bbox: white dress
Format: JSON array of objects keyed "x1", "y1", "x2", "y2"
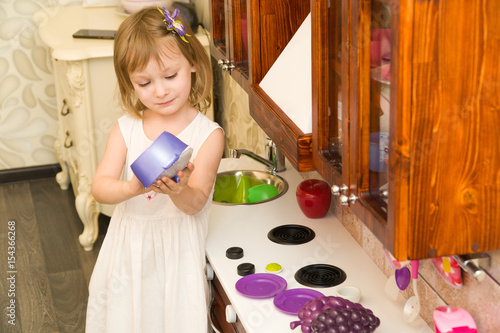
[{"x1": 86, "y1": 112, "x2": 222, "y2": 333}]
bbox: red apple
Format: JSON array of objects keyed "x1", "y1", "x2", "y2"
[{"x1": 296, "y1": 179, "x2": 332, "y2": 218}]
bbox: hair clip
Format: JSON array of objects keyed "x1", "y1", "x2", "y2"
[{"x1": 158, "y1": 7, "x2": 190, "y2": 43}]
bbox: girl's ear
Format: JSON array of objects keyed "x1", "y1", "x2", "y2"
[{"x1": 190, "y1": 65, "x2": 196, "y2": 73}]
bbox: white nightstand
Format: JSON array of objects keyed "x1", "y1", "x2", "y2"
[{"x1": 37, "y1": 6, "x2": 124, "y2": 251}]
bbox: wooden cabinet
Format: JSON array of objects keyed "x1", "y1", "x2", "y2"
[
  {"x1": 210, "y1": 0, "x2": 310, "y2": 92},
  {"x1": 312, "y1": 0, "x2": 500, "y2": 260},
  {"x1": 210, "y1": 0, "x2": 249, "y2": 91},
  {"x1": 210, "y1": 0, "x2": 312, "y2": 171},
  {"x1": 210, "y1": 274, "x2": 246, "y2": 333}
]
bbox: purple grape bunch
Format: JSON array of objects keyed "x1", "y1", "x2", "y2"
[
  {"x1": 290, "y1": 296, "x2": 380, "y2": 333},
  {"x1": 312, "y1": 306, "x2": 380, "y2": 333}
]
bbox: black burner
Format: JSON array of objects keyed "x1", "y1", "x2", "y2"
[
  {"x1": 295, "y1": 264, "x2": 347, "y2": 288},
  {"x1": 267, "y1": 224, "x2": 315, "y2": 245}
]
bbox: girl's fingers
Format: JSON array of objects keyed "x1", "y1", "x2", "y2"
[{"x1": 149, "y1": 167, "x2": 192, "y2": 195}]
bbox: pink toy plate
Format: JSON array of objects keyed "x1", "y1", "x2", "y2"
[{"x1": 235, "y1": 273, "x2": 287, "y2": 299}]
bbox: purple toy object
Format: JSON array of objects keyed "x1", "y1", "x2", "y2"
[{"x1": 131, "y1": 132, "x2": 193, "y2": 188}]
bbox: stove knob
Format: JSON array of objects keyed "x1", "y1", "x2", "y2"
[{"x1": 225, "y1": 305, "x2": 237, "y2": 323}]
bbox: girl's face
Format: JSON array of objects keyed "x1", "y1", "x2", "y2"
[{"x1": 129, "y1": 45, "x2": 195, "y2": 117}]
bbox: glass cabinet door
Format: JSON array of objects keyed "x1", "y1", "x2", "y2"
[
  {"x1": 211, "y1": 0, "x2": 227, "y2": 57},
  {"x1": 211, "y1": 0, "x2": 249, "y2": 85},
  {"x1": 362, "y1": 0, "x2": 393, "y2": 215},
  {"x1": 312, "y1": 0, "x2": 348, "y2": 187},
  {"x1": 327, "y1": 0, "x2": 344, "y2": 173},
  {"x1": 229, "y1": 0, "x2": 249, "y2": 79}
]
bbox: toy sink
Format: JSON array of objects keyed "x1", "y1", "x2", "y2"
[{"x1": 213, "y1": 170, "x2": 288, "y2": 205}]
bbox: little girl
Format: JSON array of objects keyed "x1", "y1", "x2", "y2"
[{"x1": 86, "y1": 7, "x2": 224, "y2": 332}]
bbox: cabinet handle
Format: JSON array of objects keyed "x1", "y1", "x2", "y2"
[
  {"x1": 208, "y1": 298, "x2": 222, "y2": 333},
  {"x1": 222, "y1": 62, "x2": 235, "y2": 72},
  {"x1": 218, "y1": 59, "x2": 235, "y2": 72},
  {"x1": 206, "y1": 263, "x2": 214, "y2": 281},
  {"x1": 340, "y1": 194, "x2": 358, "y2": 206},
  {"x1": 64, "y1": 130, "x2": 73, "y2": 148},
  {"x1": 225, "y1": 305, "x2": 237, "y2": 323},
  {"x1": 60, "y1": 99, "x2": 71, "y2": 116},
  {"x1": 331, "y1": 184, "x2": 348, "y2": 196}
]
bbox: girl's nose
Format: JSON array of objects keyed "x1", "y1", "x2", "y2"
[{"x1": 154, "y1": 83, "x2": 169, "y2": 97}]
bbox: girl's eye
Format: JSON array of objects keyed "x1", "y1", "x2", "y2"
[
  {"x1": 166, "y1": 73, "x2": 177, "y2": 79},
  {"x1": 138, "y1": 81, "x2": 150, "y2": 87}
]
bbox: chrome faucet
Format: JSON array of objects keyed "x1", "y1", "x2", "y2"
[{"x1": 229, "y1": 138, "x2": 286, "y2": 173}]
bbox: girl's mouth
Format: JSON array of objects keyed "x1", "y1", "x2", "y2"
[{"x1": 158, "y1": 98, "x2": 174, "y2": 107}]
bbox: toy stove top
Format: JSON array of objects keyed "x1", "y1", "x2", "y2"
[
  {"x1": 267, "y1": 224, "x2": 347, "y2": 288},
  {"x1": 267, "y1": 224, "x2": 315, "y2": 245},
  {"x1": 295, "y1": 264, "x2": 347, "y2": 288}
]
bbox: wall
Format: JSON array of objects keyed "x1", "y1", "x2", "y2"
[
  {"x1": 212, "y1": 65, "x2": 266, "y2": 157},
  {"x1": 193, "y1": 0, "x2": 210, "y2": 31},
  {"x1": 0, "y1": 1, "x2": 77, "y2": 170},
  {"x1": 217, "y1": 75, "x2": 500, "y2": 332}
]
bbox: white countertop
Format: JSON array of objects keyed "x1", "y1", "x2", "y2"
[
  {"x1": 206, "y1": 156, "x2": 432, "y2": 333},
  {"x1": 35, "y1": 6, "x2": 125, "y2": 61}
]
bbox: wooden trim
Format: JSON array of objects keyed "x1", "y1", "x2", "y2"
[
  {"x1": 249, "y1": 84, "x2": 313, "y2": 172},
  {"x1": 311, "y1": 0, "x2": 346, "y2": 187},
  {"x1": 389, "y1": 0, "x2": 412, "y2": 260},
  {"x1": 311, "y1": 0, "x2": 333, "y2": 183},
  {"x1": 209, "y1": 0, "x2": 227, "y2": 61},
  {"x1": 249, "y1": 0, "x2": 260, "y2": 85},
  {"x1": 0, "y1": 164, "x2": 62, "y2": 184},
  {"x1": 340, "y1": 0, "x2": 352, "y2": 191}
]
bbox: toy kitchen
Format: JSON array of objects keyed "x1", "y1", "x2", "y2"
[{"x1": 205, "y1": 155, "x2": 434, "y2": 333}]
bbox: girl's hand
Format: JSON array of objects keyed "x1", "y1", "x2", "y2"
[
  {"x1": 128, "y1": 174, "x2": 148, "y2": 196},
  {"x1": 151, "y1": 162, "x2": 195, "y2": 196}
]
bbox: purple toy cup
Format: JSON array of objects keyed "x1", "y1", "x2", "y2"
[{"x1": 131, "y1": 132, "x2": 193, "y2": 188}]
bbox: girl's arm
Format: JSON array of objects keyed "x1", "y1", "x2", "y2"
[
  {"x1": 92, "y1": 122, "x2": 146, "y2": 204},
  {"x1": 153, "y1": 128, "x2": 225, "y2": 215}
]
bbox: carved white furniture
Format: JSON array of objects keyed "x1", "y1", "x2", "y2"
[{"x1": 37, "y1": 6, "x2": 125, "y2": 250}]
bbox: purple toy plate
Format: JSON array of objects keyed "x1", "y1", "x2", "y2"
[
  {"x1": 235, "y1": 273, "x2": 287, "y2": 299},
  {"x1": 273, "y1": 288, "x2": 325, "y2": 315}
]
